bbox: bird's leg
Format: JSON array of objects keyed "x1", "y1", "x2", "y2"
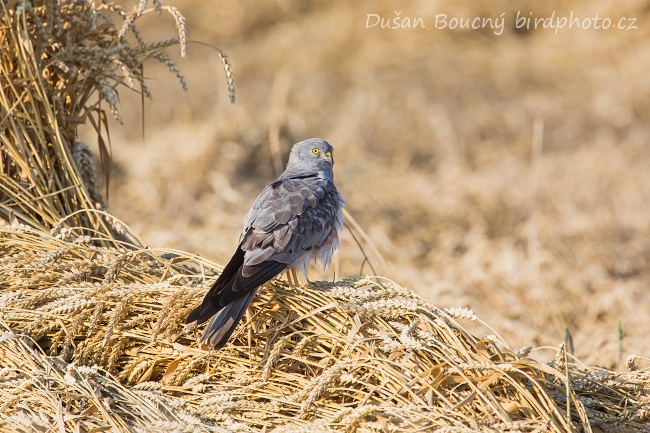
[
  {"x1": 291, "y1": 268, "x2": 299, "y2": 286},
  {"x1": 284, "y1": 269, "x2": 294, "y2": 285},
  {"x1": 285, "y1": 268, "x2": 299, "y2": 286}
]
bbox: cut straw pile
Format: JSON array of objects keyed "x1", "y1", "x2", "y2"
[
  {"x1": 1, "y1": 225, "x2": 650, "y2": 432},
  {"x1": 1, "y1": 1, "x2": 650, "y2": 432}
]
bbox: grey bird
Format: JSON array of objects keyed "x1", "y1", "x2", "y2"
[{"x1": 185, "y1": 138, "x2": 345, "y2": 349}]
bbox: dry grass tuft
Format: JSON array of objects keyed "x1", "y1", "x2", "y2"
[
  {"x1": 0, "y1": 0, "x2": 232, "y2": 241},
  {"x1": 1, "y1": 225, "x2": 650, "y2": 432}
]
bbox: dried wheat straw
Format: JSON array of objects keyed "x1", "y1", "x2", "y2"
[
  {"x1": 0, "y1": 0, "x2": 230, "y2": 242},
  {"x1": 3, "y1": 225, "x2": 649, "y2": 432}
]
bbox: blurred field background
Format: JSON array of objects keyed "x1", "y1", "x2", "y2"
[{"x1": 91, "y1": 0, "x2": 650, "y2": 368}]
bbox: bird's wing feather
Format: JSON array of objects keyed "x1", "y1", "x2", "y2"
[
  {"x1": 241, "y1": 175, "x2": 341, "y2": 268},
  {"x1": 185, "y1": 246, "x2": 245, "y2": 324},
  {"x1": 219, "y1": 260, "x2": 286, "y2": 305},
  {"x1": 185, "y1": 252, "x2": 286, "y2": 325}
]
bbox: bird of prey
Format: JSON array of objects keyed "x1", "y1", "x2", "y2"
[{"x1": 186, "y1": 138, "x2": 345, "y2": 349}]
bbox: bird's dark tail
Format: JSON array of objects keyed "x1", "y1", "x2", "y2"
[
  {"x1": 199, "y1": 287, "x2": 258, "y2": 349},
  {"x1": 185, "y1": 247, "x2": 246, "y2": 325},
  {"x1": 185, "y1": 245, "x2": 286, "y2": 350}
]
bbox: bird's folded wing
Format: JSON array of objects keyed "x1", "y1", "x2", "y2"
[{"x1": 240, "y1": 176, "x2": 340, "y2": 268}]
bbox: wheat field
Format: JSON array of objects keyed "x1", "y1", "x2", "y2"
[
  {"x1": 104, "y1": 0, "x2": 650, "y2": 367},
  {"x1": 1, "y1": 1, "x2": 650, "y2": 432}
]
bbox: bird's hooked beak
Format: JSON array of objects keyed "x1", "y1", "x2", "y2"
[{"x1": 319, "y1": 151, "x2": 333, "y2": 164}]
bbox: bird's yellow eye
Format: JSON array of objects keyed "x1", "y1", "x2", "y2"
[
  {"x1": 326, "y1": 151, "x2": 331, "y2": 158},
  {"x1": 312, "y1": 148, "x2": 320, "y2": 155}
]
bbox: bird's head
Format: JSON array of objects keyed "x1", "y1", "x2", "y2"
[{"x1": 286, "y1": 138, "x2": 335, "y2": 174}]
